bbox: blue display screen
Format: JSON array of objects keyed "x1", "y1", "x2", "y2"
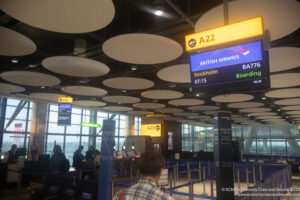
[
  {"x1": 190, "y1": 41, "x2": 263, "y2": 72},
  {"x1": 59, "y1": 103, "x2": 72, "y2": 109}
]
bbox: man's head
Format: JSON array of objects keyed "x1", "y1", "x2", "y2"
[
  {"x1": 11, "y1": 144, "x2": 17, "y2": 151},
  {"x1": 78, "y1": 145, "x2": 84, "y2": 152},
  {"x1": 89, "y1": 145, "x2": 95, "y2": 152},
  {"x1": 138, "y1": 151, "x2": 165, "y2": 180}
]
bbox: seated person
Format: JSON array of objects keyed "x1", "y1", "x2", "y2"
[
  {"x1": 7, "y1": 144, "x2": 17, "y2": 164},
  {"x1": 113, "y1": 151, "x2": 174, "y2": 200},
  {"x1": 49, "y1": 145, "x2": 69, "y2": 173}
]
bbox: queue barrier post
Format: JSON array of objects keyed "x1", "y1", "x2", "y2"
[
  {"x1": 259, "y1": 163, "x2": 263, "y2": 181},
  {"x1": 246, "y1": 167, "x2": 249, "y2": 188},
  {"x1": 237, "y1": 168, "x2": 240, "y2": 191},
  {"x1": 252, "y1": 165, "x2": 256, "y2": 185},
  {"x1": 199, "y1": 162, "x2": 202, "y2": 180},
  {"x1": 203, "y1": 167, "x2": 206, "y2": 195},
  {"x1": 188, "y1": 169, "x2": 193, "y2": 200}
]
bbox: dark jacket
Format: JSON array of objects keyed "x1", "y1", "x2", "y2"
[
  {"x1": 7, "y1": 150, "x2": 17, "y2": 164},
  {"x1": 85, "y1": 150, "x2": 95, "y2": 161},
  {"x1": 49, "y1": 152, "x2": 69, "y2": 172},
  {"x1": 73, "y1": 150, "x2": 84, "y2": 170}
]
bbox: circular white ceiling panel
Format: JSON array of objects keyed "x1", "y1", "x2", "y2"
[
  {"x1": 212, "y1": 94, "x2": 253, "y2": 103},
  {"x1": 73, "y1": 100, "x2": 106, "y2": 107},
  {"x1": 187, "y1": 116, "x2": 211, "y2": 120},
  {"x1": 0, "y1": 0, "x2": 115, "y2": 33},
  {"x1": 269, "y1": 48, "x2": 300, "y2": 72},
  {"x1": 155, "y1": 108, "x2": 183, "y2": 114},
  {"x1": 263, "y1": 119, "x2": 287, "y2": 122},
  {"x1": 194, "y1": 0, "x2": 300, "y2": 41},
  {"x1": 286, "y1": 110, "x2": 300, "y2": 115},
  {"x1": 274, "y1": 98, "x2": 300, "y2": 106},
  {"x1": 103, "y1": 106, "x2": 132, "y2": 112},
  {"x1": 168, "y1": 98, "x2": 204, "y2": 106},
  {"x1": 173, "y1": 112, "x2": 198, "y2": 117},
  {"x1": 0, "y1": 26, "x2": 36, "y2": 56},
  {"x1": 281, "y1": 105, "x2": 300, "y2": 111},
  {"x1": 29, "y1": 93, "x2": 67, "y2": 102},
  {"x1": 0, "y1": 83, "x2": 25, "y2": 94},
  {"x1": 61, "y1": 86, "x2": 107, "y2": 97},
  {"x1": 103, "y1": 77, "x2": 154, "y2": 90},
  {"x1": 249, "y1": 112, "x2": 277, "y2": 117},
  {"x1": 271, "y1": 73, "x2": 300, "y2": 88},
  {"x1": 256, "y1": 116, "x2": 282, "y2": 120},
  {"x1": 133, "y1": 103, "x2": 165, "y2": 109},
  {"x1": 188, "y1": 105, "x2": 220, "y2": 111},
  {"x1": 141, "y1": 90, "x2": 183, "y2": 100},
  {"x1": 239, "y1": 108, "x2": 271, "y2": 113},
  {"x1": 290, "y1": 115, "x2": 300, "y2": 118},
  {"x1": 157, "y1": 64, "x2": 191, "y2": 83},
  {"x1": 127, "y1": 110, "x2": 153, "y2": 116},
  {"x1": 103, "y1": 96, "x2": 140, "y2": 104},
  {"x1": 0, "y1": 71, "x2": 60, "y2": 87},
  {"x1": 227, "y1": 102, "x2": 264, "y2": 109},
  {"x1": 265, "y1": 88, "x2": 300, "y2": 98},
  {"x1": 42, "y1": 56, "x2": 110, "y2": 77},
  {"x1": 102, "y1": 33, "x2": 183, "y2": 64},
  {"x1": 164, "y1": 117, "x2": 183, "y2": 121}
]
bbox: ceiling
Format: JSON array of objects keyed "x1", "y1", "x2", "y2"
[{"x1": 0, "y1": 0, "x2": 299, "y2": 127}]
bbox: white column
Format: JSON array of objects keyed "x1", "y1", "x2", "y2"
[{"x1": 29, "y1": 101, "x2": 48, "y2": 160}]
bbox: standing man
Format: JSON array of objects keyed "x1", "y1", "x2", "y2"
[
  {"x1": 113, "y1": 151, "x2": 174, "y2": 200},
  {"x1": 73, "y1": 145, "x2": 84, "y2": 170}
]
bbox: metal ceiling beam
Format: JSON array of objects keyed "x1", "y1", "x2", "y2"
[{"x1": 163, "y1": 0, "x2": 195, "y2": 27}]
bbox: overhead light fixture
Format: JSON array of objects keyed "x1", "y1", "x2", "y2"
[
  {"x1": 122, "y1": 90, "x2": 127, "y2": 93},
  {"x1": 41, "y1": 86, "x2": 45, "y2": 89},
  {"x1": 11, "y1": 58, "x2": 18, "y2": 63},
  {"x1": 262, "y1": 97, "x2": 266, "y2": 100},
  {"x1": 131, "y1": 66, "x2": 137, "y2": 71},
  {"x1": 195, "y1": 93, "x2": 200, "y2": 97},
  {"x1": 277, "y1": 109, "x2": 281, "y2": 111},
  {"x1": 154, "y1": 0, "x2": 164, "y2": 16}
]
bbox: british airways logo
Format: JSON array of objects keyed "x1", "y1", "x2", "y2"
[{"x1": 230, "y1": 49, "x2": 250, "y2": 55}]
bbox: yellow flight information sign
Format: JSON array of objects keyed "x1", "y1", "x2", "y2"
[
  {"x1": 58, "y1": 97, "x2": 73, "y2": 103},
  {"x1": 141, "y1": 124, "x2": 161, "y2": 137},
  {"x1": 185, "y1": 17, "x2": 263, "y2": 51}
]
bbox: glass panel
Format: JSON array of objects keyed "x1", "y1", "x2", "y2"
[
  {"x1": 271, "y1": 139, "x2": 286, "y2": 156},
  {"x1": 72, "y1": 107, "x2": 82, "y2": 114},
  {"x1": 119, "y1": 119, "x2": 126, "y2": 129},
  {"x1": 119, "y1": 129, "x2": 125, "y2": 137},
  {"x1": 46, "y1": 135, "x2": 64, "y2": 154},
  {"x1": 50, "y1": 104, "x2": 58, "y2": 111},
  {"x1": 7, "y1": 99, "x2": 20, "y2": 106},
  {"x1": 5, "y1": 106, "x2": 28, "y2": 120},
  {"x1": 48, "y1": 111, "x2": 58, "y2": 123},
  {"x1": 118, "y1": 137, "x2": 125, "y2": 152},
  {"x1": 2, "y1": 133, "x2": 26, "y2": 152},
  {"x1": 65, "y1": 135, "x2": 80, "y2": 164},
  {"x1": 71, "y1": 114, "x2": 81, "y2": 124},
  {"x1": 48, "y1": 123, "x2": 65, "y2": 134},
  {"x1": 4, "y1": 119, "x2": 27, "y2": 132},
  {"x1": 82, "y1": 126, "x2": 90, "y2": 135},
  {"x1": 66, "y1": 125, "x2": 81, "y2": 135},
  {"x1": 257, "y1": 139, "x2": 271, "y2": 155},
  {"x1": 95, "y1": 137, "x2": 102, "y2": 151}
]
